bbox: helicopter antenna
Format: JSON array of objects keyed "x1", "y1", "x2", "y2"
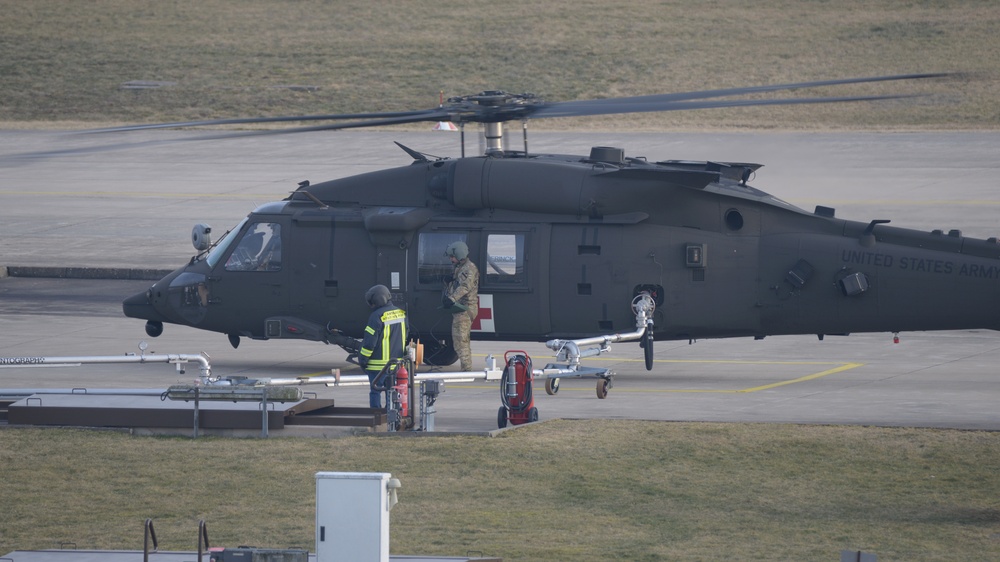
[
  {"x1": 394, "y1": 141, "x2": 430, "y2": 163},
  {"x1": 301, "y1": 190, "x2": 328, "y2": 209},
  {"x1": 291, "y1": 180, "x2": 328, "y2": 208}
]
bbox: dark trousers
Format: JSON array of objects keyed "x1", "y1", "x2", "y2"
[{"x1": 365, "y1": 369, "x2": 383, "y2": 409}]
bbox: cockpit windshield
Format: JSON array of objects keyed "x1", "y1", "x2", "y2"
[
  {"x1": 224, "y1": 222, "x2": 282, "y2": 272},
  {"x1": 205, "y1": 218, "x2": 248, "y2": 268}
]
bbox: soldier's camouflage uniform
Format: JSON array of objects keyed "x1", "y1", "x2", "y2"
[{"x1": 445, "y1": 257, "x2": 479, "y2": 371}]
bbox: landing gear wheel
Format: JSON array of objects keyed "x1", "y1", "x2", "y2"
[
  {"x1": 528, "y1": 407, "x2": 539, "y2": 423},
  {"x1": 545, "y1": 377, "x2": 560, "y2": 395},
  {"x1": 423, "y1": 339, "x2": 458, "y2": 367},
  {"x1": 497, "y1": 406, "x2": 508, "y2": 429},
  {"x1": 596, "y1": 378, "x2": 610, "y2": 399},
  {"x1": 643, "y1": 329, "x2": 654, "y2": 371}
]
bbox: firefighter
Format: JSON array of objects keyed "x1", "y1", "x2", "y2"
[
  {"x1": 443, "y1": 241, "x2": 479, "y2": 371},
  {"x1": 358, "y1": 284, "x2": 407, "y2": 409}
]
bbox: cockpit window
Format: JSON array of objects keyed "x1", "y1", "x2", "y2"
[
  {"x1": 225, "y1": 222, "x2": 282, "y2": 271},
  {"x1": 205, "y1": 217, "x2": 248, "y2": 268},
  {"x1": 417, "y1": 232, "x2": 467, "y2": 284}
]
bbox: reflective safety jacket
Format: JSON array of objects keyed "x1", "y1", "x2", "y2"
[{"x1": 359, "y1": 304, "x2": 407, "y2": 372}]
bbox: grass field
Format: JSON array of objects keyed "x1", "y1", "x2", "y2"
[
  {"x1": 2, "y1": 422, "x2": 1000, "y2": 561},
  {"x1": 0, "y1": 0, "x2": 997, "y2": 130}
]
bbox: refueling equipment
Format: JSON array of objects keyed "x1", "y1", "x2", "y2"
[
  {"x1": 539, "y1": 291, "x2": 656, "y2": 398},
  {"x1": 498, "y1": 351, "x2": 538, "y2": 428},
  {"x1": 370, "y1": 357, "x2": 413, "y2": 431}
]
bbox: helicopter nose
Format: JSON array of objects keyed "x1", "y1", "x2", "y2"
[{"x1": 123, "y1": 288, "x2": 169, "y2": 323}]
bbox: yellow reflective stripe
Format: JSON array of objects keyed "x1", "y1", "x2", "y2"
[
  {"x1": 360, "y1": 348, "x2": 373, "y2": 358},
  {"x1": 365, "y1": 326, "x2": 376, "y2": 335}
]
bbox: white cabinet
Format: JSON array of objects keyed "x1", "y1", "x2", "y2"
[{"x1": 315, "y1": 472, "x2": 393, "y2": 562}]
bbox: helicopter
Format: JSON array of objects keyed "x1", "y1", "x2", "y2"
[{"x1": 113, "y1": 73, "x2": 996, "y2": 370}]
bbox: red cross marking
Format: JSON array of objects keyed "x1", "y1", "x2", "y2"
[{"x1": 471, "y1": 302, "x2": 492, "y2": 331}]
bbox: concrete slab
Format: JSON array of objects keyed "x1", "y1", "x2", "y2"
[
  {"x1": 2, "y1": 277, "x2": 1000, "y2": 432},
  {"x1": 2, "y1": 131, "x2": 1000, "y2": 432}
]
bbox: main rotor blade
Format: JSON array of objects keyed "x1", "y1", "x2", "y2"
[
  {"x1": 529, "y1": 73, "x2": 949, "y2": 119},
  {"x1": 2, "y1": 111, "x2": 457, "y2": 160},
  {"x1": 85, "y1": 109, "x2": 446, "y2": 133},
  {"x1": 530, "y1": 94, "x2": 921, "y2": 119},
  {"x1": 85, "y1": 73, "x2": 949, "y2": 133},
  {"x1": 4, "y1": 71, "x2": 947, "y2": 160},
  {"x1": 123, "y1": 109, "x2": 459, "y2": 141}
]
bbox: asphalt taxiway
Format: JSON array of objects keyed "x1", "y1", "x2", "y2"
[{"x1": 2, "y1": 129, "x2": 1000, "y2": 432}]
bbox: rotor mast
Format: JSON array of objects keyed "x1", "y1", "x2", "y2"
[
  {"x1": 484, "y1": 121, "x2": 504, "y2": 155},
  {"x1": 447, "y1": 91, "x2": 537, "y2": 156}
]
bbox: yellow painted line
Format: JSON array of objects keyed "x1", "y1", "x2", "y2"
[
  {"x1": 603, "y1": 358, "x2": 849, "y2": 366},
  {"x1": 735, "y1": 362, "x2": 864, "y2": 393},
  {"x1": 430, "y1": 359, "x2": 866, "y2": 394}
]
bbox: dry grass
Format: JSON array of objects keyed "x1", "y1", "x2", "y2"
[
  {"x1": 2, "y1": 421, "x2": 1000, "y2": 561},
  {"x1": 0, "y1": 0, "x2": 997, "y2": 130}
]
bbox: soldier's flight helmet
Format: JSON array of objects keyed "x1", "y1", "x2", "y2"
[
  {"x1": 445, "y1": 241, "x2": 469, "y2": 260},
  {"x1": 365, "y1": 284, "x2": 391, "y2": 308}
]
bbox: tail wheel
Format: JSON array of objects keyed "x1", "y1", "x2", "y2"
[
  {"x1": 596, "y1": 378, "x2": 609, "y2": 399},
  {"x1": 545, "y1": 377, "x2": 560, "y2": 395},
  {"x1": 422, "y1": 338, "x2": 458, "y2": 367}
]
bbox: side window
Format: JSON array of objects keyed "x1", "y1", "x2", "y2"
[
  {"x1": 484, "y1": 233, "x2": 525, "y2": 286},
  {"x1": 225, "y1": 222, "x2": 282, "y2": 272},
  {"x1": 417, "y1": 232, "x2": 467, "y2": 284}
]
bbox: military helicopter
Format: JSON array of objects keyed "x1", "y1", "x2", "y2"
[{"x1": 115, "y1": 73, "x2": 992, "y2": 370}]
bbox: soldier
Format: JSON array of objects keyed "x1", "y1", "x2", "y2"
[{"x1": 442, "y1": 241, "x2": 479, "y2": 371}]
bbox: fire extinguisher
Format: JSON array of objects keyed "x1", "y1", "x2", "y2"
[
  {"x1": 394, "y1": 362, "x2": 409, "y2": 418},
  {"x1": 498, "y1": 351, "x2": 538, "y2": 428}
]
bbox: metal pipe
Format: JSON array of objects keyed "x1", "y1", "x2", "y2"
[
  {"x1": 267, "y1": 371, "x2": 505, "y2": 388},
  {"x1": 548, "y1": 329, "x2": 644, "y2": 350},
  {"x1": 306, "y1": 370, "x2": 506, "y2": 388},
  {"x1": 193, "y1": 387, "x2": 199, "y2": 439},
  {"x1": 267, "y1": 374, "x2": 369, "y2": 387},
  {"x1": 0, "y1": 352, "x2": 212, "y2": 379},
  {"x1": 0, "y1": 388, "x2": 167, "y2": 396},
  {"x1": 413, "y1": 370, "x2": 503, "y2": 382},
  {"x1": 261, "y1": 390, "x2": 268, "y2": 438},
  {"x1": 197, "y1": 520, "x2": 209, "y2": 562},
  {"x1": 143, "y1": 518, "x2": 157, "y2": 562}
]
